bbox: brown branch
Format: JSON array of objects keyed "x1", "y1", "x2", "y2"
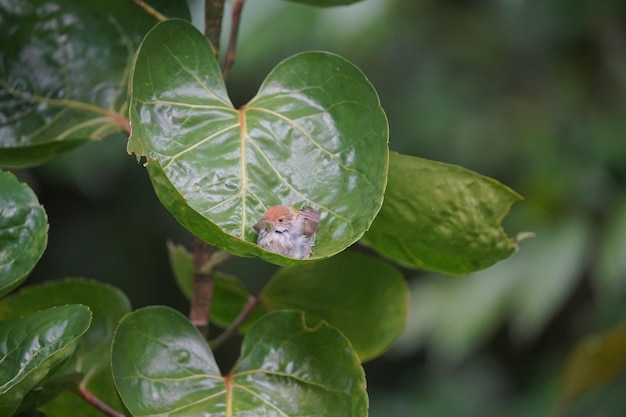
[
  {"x1": 222, "y1": 0, "x2": 246, "y2": 78},
  {"x1": 76, "y1": 386, "x2": 124, "y2": 417},
  {"x1": 189, "y1": 236, "x2": 214, "y2": 339},
  {"x1": 205, "y1": 0, "x2": 226, "y2": 52},
  {"x1": 188, "y1": 238, "x2": 233, "y2": 339},
  {"x1": 210, "y1": 295, "x2": 260, "y2": 350},
  {"x1": 128, "y1": 0, "x2": 167, "y2": 21}
]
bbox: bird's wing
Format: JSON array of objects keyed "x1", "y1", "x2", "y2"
[{"x1": 300, "y1": 206, "x2": 320, "y2": 235}]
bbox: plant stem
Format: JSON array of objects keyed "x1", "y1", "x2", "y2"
[
  {"x1": 205, "y1": 0, "x2": 226, "y2": 52},
  {"x1": 222, "y1": 0, "x2": 246, "y2": 78},
  {"x1": 210, "y1": 295, "x2": 260, "y2": 350},
  {"x1": 189, "y1": 244, "x2": 233, "y2": 339},
  {"x1": 76, "y1": 386, "x2": 124, "y2": 417},
  {"x1": 127, "y1": 0, "x2": 167, "y2": 21},
  {"x1": 190, "y1": 236, "x2": 215, "y2": 339}
]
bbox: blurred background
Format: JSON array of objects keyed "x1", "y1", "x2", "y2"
[{"x1": 19, "y1": 0, "x2": 626, "y2": 415}]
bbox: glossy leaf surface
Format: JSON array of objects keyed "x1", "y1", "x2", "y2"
[
  {"x1": 0, "y1": 0, "x2": 189, "y2": 167},
  {"x1": 0, "y1": 170, "x2": 47, "y2": 297},
  {"x1": 361, "y1": 152, "x2": 523, "y2": 275},
  {"x1": 0, "y1": 279, "x2": 130, "y2": 382},
  {"x1": 260, "y1": 251, "x2": 408, "y2": 361},
  {"x1": 0, "y1": 305, "x2": 91, "y2": 416},
  {"x1": 129, "y1": 19, "x2": 388, "y2": 265},
  {"x1": 112, "y1": 307, "x2": 366, "y2": 416}
]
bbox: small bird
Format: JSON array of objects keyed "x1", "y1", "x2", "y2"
[{"x1": 254, "y1": 205, "x2": 320, "y2": 259}]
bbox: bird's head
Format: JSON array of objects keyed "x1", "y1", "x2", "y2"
[{"x1": 254, "y1": 205, "x2": 295, "y2": 233}]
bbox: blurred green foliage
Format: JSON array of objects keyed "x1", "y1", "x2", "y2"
[{"x1": 16, "y1": 0, "x2": 626, "y2": 415}]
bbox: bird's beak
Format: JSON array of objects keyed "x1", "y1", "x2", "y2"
[{"x1": 254, "y1": 218, "x2": 269, "y2": 232}]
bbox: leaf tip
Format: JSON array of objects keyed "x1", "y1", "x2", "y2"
[{"x1": 513, "y1": 231, "x2": 535, "y2": 250}]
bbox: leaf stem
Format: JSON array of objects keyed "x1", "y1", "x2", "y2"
[
  {"x1": 222, "y1": 0, "x2": 246, "y2": 78},
  {"x1": 127, "y1": 0, "x2": 167, "y2": 21},
  {"x1": 205, "y1": 0, "x2": 226, "y2": 52},
  {"x1": 76, "y1": 386, "x2": 124, "y2": 417},
  {"x1": 210, "y1": 295, "x2": 260, "y2": 350}
]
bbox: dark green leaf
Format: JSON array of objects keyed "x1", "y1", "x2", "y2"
[
  {"x1": 558, "y1": 325, "x2": 626, "y2": 411},
  {"x1": 231, "y1": 310, "x2": 367, "y2": 416},
  {"x1": 0, "y1": 170, "x2": 47, "y2": 297},
  {"x1": 260, "y1": 251, "x2": 408, "y2": 361},
  {"x1": 0, "y1": 0, "x2": 189, "y2": 167},
  {"x1": 167, "y1": 241, "x2": 195, "y2": 299},
  {"x1": 361, "y1": 152, "x2": 524, "y2": 275},
  {"x1": 14, "y1": 373, "x2": 81, "y2": 413},
  {"x1": 210, "y1": 274, "x2": 261, "y2": 329},
  {"x1": 129, "y1": 19, "x2": 388, "y2": 265},
  {"x1": 0, "y1": 305, "x2": 91, "y2": 416},
  {"x1": 0, "y1": 278, "x2": 131, "y2": 383},
  {"x1": 112, "y1": 307, "x2": 366, "y2": 416}
]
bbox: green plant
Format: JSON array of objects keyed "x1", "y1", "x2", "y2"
[{"x1": 0, "y1": 1, "x2": 525, "y2": 416}]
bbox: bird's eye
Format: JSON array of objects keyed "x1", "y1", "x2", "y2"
[{"x1": 278, "y1": 217, "x2": 283, "y2": 222}]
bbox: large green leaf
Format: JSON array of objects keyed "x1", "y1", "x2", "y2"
[
  {"x1": 112, "y1": 307, "x2": 367, "y2": 417},
  {"x1": 0, "y1": 305, "x2": 92, "y2": 416},
  {"x1": 361, "y1": 152, "x2": 524, "y2": 275},
  {"x1": 260, "y1": 251, "x2": 408, "y2": 361},
  {"x1": 0, "y1": 0, "x2": 189, "y2": 167},
  {"x1": 0, "y1": 279, "x2": 130, "y2": 383},
  {"x1": 128, "y1": 19, "x2": 388, "y2": 265},
  {"x1": 0, "y1": 170, "x2": 47, "y2": 298}
]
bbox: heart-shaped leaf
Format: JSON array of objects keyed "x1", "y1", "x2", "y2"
[
  {"x1": 129, "y1": 19, "x2": 388, "y2": 265},
  {"x1": 0, "y1": 305, "x2": 92, "y2": 416},
  {"x1": 112, "y1": 307, "x2": 367, "y2": 416},
  {"x1": 361, "y1": 152, "x2": 525, "y2": 275},
  {"x1": 0, "y1": 170, "x2": 48, "y2": 298},
  {"x1": 0, "y1": 0, "x2": 189, "y2": 167}
]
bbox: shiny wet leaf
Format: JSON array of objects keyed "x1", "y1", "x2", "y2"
[
  {"x1": 112, "y1": 307, "x2": 366, "y2": 416},
  {"x1": 129, "y1": 19, "x2": 388, "y2": 265},
  {"x1": 0, "y1": 279, "x2": 130, "y2": 384},
  {"x1": 0, "y1": 305, "x2": 91, "y2": 416},
  {"x1": 0, "y1": 170, "x2": 47, "y2": 297},
  {"x1": 0, "y1": 0, "x2": 189, "y2": 167}
]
